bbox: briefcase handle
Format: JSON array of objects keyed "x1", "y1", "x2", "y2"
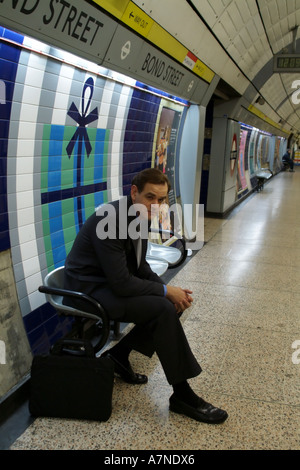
[{"x1": 51, "y1": 339, "x2": 95, "y2": 358}]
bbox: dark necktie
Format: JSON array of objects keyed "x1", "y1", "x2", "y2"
[{"x1": 135, "y1": 227, "x2": 142, "y2": 268}]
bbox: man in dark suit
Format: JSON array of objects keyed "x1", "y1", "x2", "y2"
[
  {"x1": 64, "y1": 168, "x2": 228, "y2": 424},
  {"x1": 282, "y1": 148, "x2": 294, "y2": 171}
]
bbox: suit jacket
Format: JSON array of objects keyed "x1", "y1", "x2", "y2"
[{"x1": 64, "y1": 196, "x2": 165, "y2": 319}]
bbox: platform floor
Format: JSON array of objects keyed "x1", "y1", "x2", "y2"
[{"x1": 9, "y1": 169, "x2": 300, "y2": 450}]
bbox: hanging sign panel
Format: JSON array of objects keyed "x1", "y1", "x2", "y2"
[
  {"x1": 103, "y1": 23, "x2": 209, "y2": 102},
  {"x1": 133, "y1": 41, "x2": 208, "y2": 101},
  {"x1": 0, "y1": 0, "x2": 117, "y2": 64}
]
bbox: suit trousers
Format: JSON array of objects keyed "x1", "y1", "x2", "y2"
[{"x1": 115, "y1": 295, "x2": 202, "y2": 385}]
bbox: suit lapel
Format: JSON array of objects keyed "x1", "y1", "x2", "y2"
[{"x1": 126, "y1": 196, "x2": 149, "y2": 269}]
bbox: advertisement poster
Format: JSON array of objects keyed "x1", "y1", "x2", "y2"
[
  {"x1": 230, "y1": 133, "x2": 238, "y2": 177},
  {"x1": 274, "y1": 137, "x2": 282, "y2": 172},
  {"x1": 237, "y1": 129, "x2": 248, "y2": 194},
  {"x1": 154, "y1": 106, "x2": 182, "y2": 206},
  {"x1": 153, "y1": 104, "x2": 182, "y2": 235}
]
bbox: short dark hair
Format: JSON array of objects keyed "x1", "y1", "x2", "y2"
[{"x1": 131, "y1": 168, "x2": 171, "y2": 193}]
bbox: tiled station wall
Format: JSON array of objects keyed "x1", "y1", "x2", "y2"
[{"x1": 0, "y1": 27, "x2": 187, "y2": 398}]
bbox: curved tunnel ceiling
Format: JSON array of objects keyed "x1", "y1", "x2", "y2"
[{"x1": 133, "y1": 0, "x2": 300, "y2": 136}]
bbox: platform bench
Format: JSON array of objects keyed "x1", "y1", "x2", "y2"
[{"x1": 255, "y1": 169, "x2": 273, "y2": 191}]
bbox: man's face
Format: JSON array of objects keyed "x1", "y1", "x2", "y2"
[{"x1": 131, "y1": 182, "x2": 168, "y2": 220}]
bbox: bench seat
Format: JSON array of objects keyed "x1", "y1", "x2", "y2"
[{"x1": 255, "y1": 169, "x2": 272, "y2": 191}]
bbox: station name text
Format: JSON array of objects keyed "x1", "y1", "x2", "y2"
[
  {"x1": 142, "y1": 52, "x2": 184, "y2": 87},
  {"x1": 0, "y1": 0, "x2": 103, "y2": 46}
]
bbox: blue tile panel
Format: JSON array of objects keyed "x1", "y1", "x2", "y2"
[{"x1": 0, "y1": 27, "x2": 24, "y2": 251}]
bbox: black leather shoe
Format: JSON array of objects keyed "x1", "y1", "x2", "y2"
[
  {"x1": 101, "y1": 351, "x2": 148, "y2": 385},
  {"x1": 169, "y1": 394, "x2": 228, "y2": 424}
]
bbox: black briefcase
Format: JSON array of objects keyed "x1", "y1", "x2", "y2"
[{"x1": 29, "y1": 339, "x2": 114, "y2": 422}]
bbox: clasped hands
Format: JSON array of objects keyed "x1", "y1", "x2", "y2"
[{"x1": 166, "y1": 285, "x2": 193, "y2": 314}]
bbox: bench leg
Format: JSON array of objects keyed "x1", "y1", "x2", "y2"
[
  {"x1": 256, "y1": 179, "x2": 265, "y2": 191},
  {"x1": 112, "y1": 320, "x2": 121, "y2": 338}
]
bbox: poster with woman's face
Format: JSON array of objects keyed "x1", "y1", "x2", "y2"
[
  {"x1": 154, "y1": 106, "x2": 181, "y2": 205},
  {"x1": 153, "y1": 104, "x2": 182, "y2": 236},
  {"x1": 155, "y1": 107, "x2": 174, "y2": 174}
]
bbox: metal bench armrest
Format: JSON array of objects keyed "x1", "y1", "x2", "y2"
[
  {"x1": 149, "y1": 228, "x2": 187, "y2": 268},
  {"x1": 38, "y1": 285, "x2": 107, "y2": 317}
]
